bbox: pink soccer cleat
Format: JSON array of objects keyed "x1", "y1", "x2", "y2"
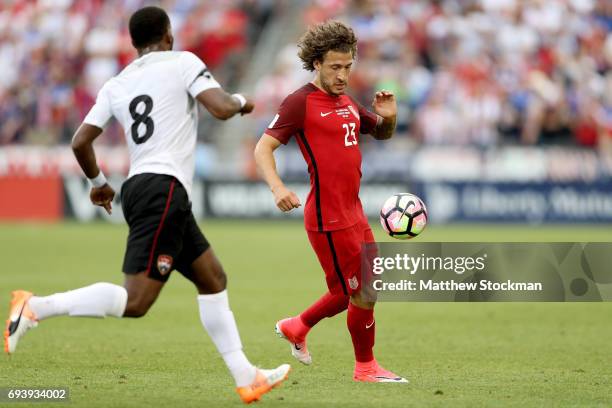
[
  {"x1": 275, "y1": 317, "x2": 312, "y2": 365},
  {"x1": 353, "y1": 360, "x2": 408, "y2": 383}
]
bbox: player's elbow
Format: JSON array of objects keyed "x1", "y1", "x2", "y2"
[
  {"x1": 253, "y1": 138, "x2": 272, "y2": 162},
  {"x1": 71, "y1": 131, "x2": 88, "y2": 154},
  {"x1": 253, "y1": 141, "x2": 264, "y2": 164}
]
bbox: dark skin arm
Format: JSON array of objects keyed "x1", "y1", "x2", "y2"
[
  {"x1": 195, "y1": 88, "x2": 254, "y2": 120},
  {"x1": 370, "y1": 90, "x2": 397, "y2": 140},
  {"x1": 71, "y1": 123, "x2": 115, "y2": 214}
]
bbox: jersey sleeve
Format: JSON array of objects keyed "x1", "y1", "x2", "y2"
[
  {"x1": 180, "y1": 51, "x2": 221, "y2": 97},
  {"x1": 265, "y1": 92, "x2": 306, "y2": 145},
  {"x1": 355, "y1": 100, "x2": 379, "y2": 135},
  {"x1": 83, "y1": 83, "x2": 113, "y2": 129}
]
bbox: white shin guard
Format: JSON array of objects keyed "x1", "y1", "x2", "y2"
[{"x1": 197, "y1": 290, "x2": 256, "y2": 387}]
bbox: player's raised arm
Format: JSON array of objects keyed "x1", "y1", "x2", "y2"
[
  {"x1": 369, "y1": 90, "x2": 397, "y2": 140},
  {"x1": 254, "y1": 134, "x2": 301, "y2": 212},
  {"x1": 195, "y1": 88, "x2": 254, "y2": 120},
  {"x1": 179, "y1": 51, "x2": 254, "y2": 120},
  {"x1": 71, "y1": 123, "x2": 115, "y2": 215},
  {"x1": 180, "y1": 52, "x2": 254, "y2": 120}
]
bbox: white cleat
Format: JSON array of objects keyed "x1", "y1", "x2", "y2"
[
  {"x1": 4, "y1": 290, "x2": 38, "y2": 354},
  {"x1": 275, "y1": 319, "x2": 312, "y2": 365}
]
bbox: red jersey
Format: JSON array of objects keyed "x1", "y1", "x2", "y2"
[{"x1": 266, "y1": 83, "x2": 379, "y2": 232}]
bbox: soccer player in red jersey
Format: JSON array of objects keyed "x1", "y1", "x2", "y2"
[{"x1": 254, "y1": 21, "x2": 407, "y2": 383}]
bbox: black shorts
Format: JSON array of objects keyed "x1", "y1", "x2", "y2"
[{"x1": 121, "y1": 173, "x2": 210, "y2": 282}]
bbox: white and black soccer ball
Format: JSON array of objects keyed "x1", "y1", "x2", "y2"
[{"x1": 380, "y1": 193, "x2": 428, "y2": 239}]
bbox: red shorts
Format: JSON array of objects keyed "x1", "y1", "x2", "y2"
[{"x1": 307, "y1": 220, "x2": 376, "y2": 296}]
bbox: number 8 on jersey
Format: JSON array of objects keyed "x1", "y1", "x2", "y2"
[{"x1": 129, "y1": 95, "x2": 155, "y2": 144}]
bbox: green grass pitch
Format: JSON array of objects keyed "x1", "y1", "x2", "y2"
[{"x1": 1, "y1": 221, "x2": 611, "y2": 407}]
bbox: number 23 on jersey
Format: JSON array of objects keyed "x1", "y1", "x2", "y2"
[{"x1": 343, "y1": 123, "x2": 357, "y2": 147}]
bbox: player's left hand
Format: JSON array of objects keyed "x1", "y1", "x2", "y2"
[
  {"x1": 90, "y1": 184, "x2": 115, "y2": 215},
  {"x1": 372, "y1": 90, "x2": 397, "y2": 119}
]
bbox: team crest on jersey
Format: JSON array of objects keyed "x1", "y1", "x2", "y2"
[
  {"x1": 348, "y1": 276, "x2": 359, "y2": 290},
  {"x1": 348, "y1": 105, "x2": 359, "y2": 119},
  {"x1": 157, "y1": 255, "x2": 173, "y2": 275}
]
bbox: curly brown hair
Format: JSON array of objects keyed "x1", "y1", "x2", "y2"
[{"x1": 297, "y1": 20, "x2": 357, "y2": 72}]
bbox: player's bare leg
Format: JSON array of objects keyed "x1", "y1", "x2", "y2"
[
  {"x1": 123, "y1": 272, "x2": 165, "y2": 317},
  {"x1": 276, "y1": 292, "x2": 348, "y2": 365},
  {"x1": 185, "y1": 248, "x2": 290, "y2": 403},
  {"x1": 349, "y1": 291, "x2": 408, "y2": 383}
]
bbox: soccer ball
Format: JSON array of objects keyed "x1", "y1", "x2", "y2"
[{"x1": 380, "y1": 193, "x2": 428, "y2": 239}]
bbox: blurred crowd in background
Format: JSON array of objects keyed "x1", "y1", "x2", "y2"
[
  {"x1": 1, "y1": 0, "x2": 611, "y2": 154},
  {"x1": 253, "y1": 0, "x2": 612, "y2": 151},
  {"x1": 0, "y1": 0, "x2": 277, "y2": 145}
]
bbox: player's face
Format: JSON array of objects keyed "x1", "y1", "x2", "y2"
[{"x1": 314, "y1": 50, "x2": 353, "y2": 96}]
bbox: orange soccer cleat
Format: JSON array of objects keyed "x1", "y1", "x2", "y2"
[
  {"x1": 236, "y1": 364, "x2": 291, "y2": 404},
  {"x1": 4, "y1": 290, "x2": 38, "y2": 354}
]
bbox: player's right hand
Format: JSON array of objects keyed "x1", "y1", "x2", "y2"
[
  {"x1": 240, "y1": 96, "x2": 255, "y2": 115},
  {"x1": 90, "y1": 184, "x2": 115, "y2": 215},
  {"x1": 272, "y1": 185, "x2": 301, "y2": 212}
]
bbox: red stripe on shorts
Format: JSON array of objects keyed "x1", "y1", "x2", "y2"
[
  {"x1": 145, "y1": 179, "x2": 176, "y2": 276},
  {"x1": 326, "y1": 232, "x2": 348, "y2": 295}
]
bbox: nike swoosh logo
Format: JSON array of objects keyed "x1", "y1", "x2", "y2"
[
  {"x1": 365, "y1": 321, "x2": 375, "y2": 329},
  {"x1": 320, "y1": 111, "x2": 333, "y2": 117},
  {"x1": 8, "y1": 303, "x2": 26, "y2": 336},
  {"x1": 374, "y1": 375, "x2": 402, "y2": 380}
]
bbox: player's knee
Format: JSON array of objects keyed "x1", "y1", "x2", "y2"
[
  {"x1": 123, "y1": 297, "x2": 153, "y2": 318},
  {"x1": 124, "y1": 304, "x2": 149, "y2": 318},
  {"x1": 200, "y1": 266, "x2": 227, "y2": 293},
  {"x1": 193, "y1": 264, "x2": 226, "y2": 294},
  {"x1": 350, "y1": 292, "x2": 375, "y2": 310},
  {"x1": 213, "y1": 266, "x2": 227, "y2": 290}
]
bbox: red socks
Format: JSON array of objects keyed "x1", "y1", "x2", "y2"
[
  {"x1": 293, "y1": 293, "x2": 375, "y2": 364},
  {"x1": 347, "y1": 302, "x2": 375, "y2": 363},
  {"x1": 299, "y1": 292, "x2": 349, "y2": 329}
]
